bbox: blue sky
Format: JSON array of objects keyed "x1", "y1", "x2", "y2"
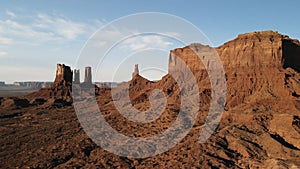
[{"x1": 0, "y1": 0, "x2": 299, "y2": 83}]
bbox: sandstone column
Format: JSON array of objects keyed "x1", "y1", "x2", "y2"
[
  {"x1": 73, "y1": 69, "x2": 80, "y2": 84},
  {"x1": 132, "y1": 64, "x2": 139, "y2": 78},
  {"x1": 84, "y1": 66, "x2": 92, "y2": 84}
]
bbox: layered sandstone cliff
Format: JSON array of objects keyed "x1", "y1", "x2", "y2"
[{"x1": 168, "y1": 31, "x2": 300, "y2": 108}]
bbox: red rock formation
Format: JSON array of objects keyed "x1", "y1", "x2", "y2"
[
  {"x1": 54, "y1": 64, "x2": 73, "y2": 85},
  {"x1": 27, "y1": 64, "x2": 73, "y2": 99},
  {"x1": 48, "y1": 64, "x2": 73, "y2": 98},
  {"x1": 169, "y1": 31, "x2": 300, "y2": 108},
  {"x1": 132, "y1": 64, "x2": 139, "y2": 78},
  {"x1": 2, "y1": 31, "x2": 300, "y2": 168},
  {"x1": 73, "y1": 69, "x2": 80, "y2": 84},
  {"x1": 217, "y1": 31, "x2": 299, "y2": 107},
  {"x1": 84, "y1": 66, "x2": 92, "y2": 84}
]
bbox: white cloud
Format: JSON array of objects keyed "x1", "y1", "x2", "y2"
[
  {"x1": 122, "y1": 35, "x2": 173, "y2": 51},
  {"x1": 6, "y1": 10, "x2": 16, "y2": 18},
  {"x1": 35, "y1": 13, "x2": 89, "y2": 40},
  {"x1": 0, "y1": 37, "x2": 13, "y2": 45},
  {"x1": 91, "y1": 41, "x2": 107, "y2": 47},
  {"x1": 88, "y1": 29, "x2": 124, "y2": 48},
  {"x1": 87, "y1": 29, "x2": 178, "y2": 53},
  {"x1": 3, "y1": 19, "x2": 23, "y2": 29},
  {"x1": 0, "y1": 12, "x2": 103, "y2": 45},
  {"x1": 0, "y1": 19, "x2": 60, "y2": 45},
  {"x1": 92, "y1": 29, "x2": 123, "y2": 41},
  {"x1": 0, "y1": 51, "x2": 7, "y2": 57}
]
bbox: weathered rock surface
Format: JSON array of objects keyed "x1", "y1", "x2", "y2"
[
  {"x1": 54, "y1": 64, "x2": 73, "y2": 85},
  {"x1": 132, "y1": 64, "x2": 139, "y2": 78},
  {"x1": 170, "y1": 30, "x2": 300, "y2": 108}
]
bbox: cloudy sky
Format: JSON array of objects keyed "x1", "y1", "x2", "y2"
[{"x1": 0, "y1": 0, "x2": 299, "y2": 83}]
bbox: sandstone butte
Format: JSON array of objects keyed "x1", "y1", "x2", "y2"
[{"x1": 0, "y1": 30, "x2": 299, "y2": 168}]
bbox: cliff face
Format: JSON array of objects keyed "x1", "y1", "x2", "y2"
[
  {"x1": 218, "y1": 31, "x2": 300, "y2": 107},
  {"x1": 169, "y1": 31, "x2": 300, "y2": 108},
  {"x1": 170, "y1": 30, "x2": 300, "y2": 73}
]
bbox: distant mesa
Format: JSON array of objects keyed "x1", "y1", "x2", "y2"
[
  {"x1": 0, "y1": 81, "x2": 52, "y2": 90},
  {"x1": 13, "y1": 82, "x2": 52, "y2": 89}
]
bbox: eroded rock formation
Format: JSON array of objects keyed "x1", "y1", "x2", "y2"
[
  {"x1": 73, "y1": 69, "x2": 80, "y2": 84},
  {"x1": 84, "y1": 66, "x2": 92, "y2": 84},
  {"x1": 27, "y1": 64, "x2": 73, "y2": 99},
  {"x1": 169, "y1": 30, "x2": 300, "y2": 108},
  {"x1": 132, "y1": 64, "x2": 139, "y2": 78},
  {"x1": 54, "y1": 64, "x2": 73, "y2": 85}
]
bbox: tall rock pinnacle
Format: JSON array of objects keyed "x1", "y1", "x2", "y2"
[
  {"x1": 73, "y1": 69, "x2": 80, "y2": 84},
  {"x1": 132, "y1": 64, "x2": 139, "y2": 78},
  {"x1": 84, "y1": 66, "x2": 92, "y2": 84}
]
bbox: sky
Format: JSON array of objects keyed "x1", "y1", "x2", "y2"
[{"x1": 0, "y1": 0, "x2": 299, "y2": 83}]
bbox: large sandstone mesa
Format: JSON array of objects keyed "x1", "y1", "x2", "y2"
[
  {"x1": 169, "y1": 31, "x2": 300, "y2": 108},
  {"x1": 217, "y1": 30, "x2": 300, "y2": 72}
]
